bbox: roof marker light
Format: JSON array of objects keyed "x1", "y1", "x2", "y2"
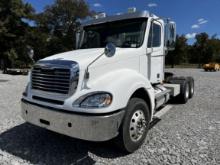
[
  {"x1": 128, "y1": 7, "x2": 136, "y2": 13},
  {"x1": 95, "y1": 12, "x2": 106, "y2": 19},
  {"x1": 116, "y1": 13, "x2": 122, "y2": 15}
]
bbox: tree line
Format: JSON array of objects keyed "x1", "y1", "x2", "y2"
[
  {"x1": 166, "y1": 33, "x2": 220, "y2": 68},
  {"x1": 0, "y1": 0, "x2": 220, "y2": 70},
  {"x1": 0, "y1": 0, "x2": 92, "y2": 70}
]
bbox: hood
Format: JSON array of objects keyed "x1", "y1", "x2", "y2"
[
  {"x1": 40, "y1": 48, "x2": 139, "y2": 70},
  {"x1": 41, "y1": 48, "x2": 104, "y2": 69}
]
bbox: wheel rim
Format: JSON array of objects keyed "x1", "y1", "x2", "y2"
[
  {"x1": 185, "y1": 84, "x2": 189, "y2": 99},
  {"x1": 129, "y1": 110, "x2": 146, "y2": 142}
]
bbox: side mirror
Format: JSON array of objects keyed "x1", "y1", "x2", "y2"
[
  {"x1": 75, "y1": 26, "x2": 84, "y2": 49},
  {"x1": 75, "y1": 31, "x2": 81, "y2": 49},
  {"x1": 165, "y1": 21, "x2": 176, "y2": 51},
  {"x1": 27, "y1": 47, "x2": 35, "y2": 62},
  {"x1": 104, "y1": 43, "x2": 116, "y2": 57}
]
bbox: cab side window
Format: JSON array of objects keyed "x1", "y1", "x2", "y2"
[{"x1": 148, "y1": 23, "x2": 161, "y2": 48}]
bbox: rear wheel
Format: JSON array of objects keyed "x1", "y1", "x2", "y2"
[
  {"x1": 168, "y1": 77, "x2": 190, "y2": 104},
  {"x1": 179, "y1": 80, "x2": 190, "y2": 103},
  {"x1": 187, "y1": 77, "x2": 194, "y2": 99},
  {"x1": 116, "y1": 98, "x2": 150, "y2": 153}
]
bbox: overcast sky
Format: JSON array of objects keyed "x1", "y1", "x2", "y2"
[{"x1": 24, "y1": 0, "x2": 220, "y2": 44}]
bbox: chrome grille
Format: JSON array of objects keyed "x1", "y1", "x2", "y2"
[{"x1": 31, "y1": 60, "x2": 79, "y2": 95}]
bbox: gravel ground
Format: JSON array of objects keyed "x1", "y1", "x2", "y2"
[{"x1": 0, "y1": 69, "x2": 219, "y2": 165}]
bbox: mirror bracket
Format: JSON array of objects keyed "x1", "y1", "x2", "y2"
[{"x1": 84, "y1": 43, "x2": 116, "y2": 81}]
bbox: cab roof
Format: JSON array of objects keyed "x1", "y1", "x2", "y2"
[{"x1": 82, "y1": 11, "x2": 159, "y2": 27}]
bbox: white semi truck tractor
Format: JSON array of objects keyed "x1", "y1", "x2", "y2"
[{"x1": 21, "y1": 10, "x2": 194, "y2": 153}]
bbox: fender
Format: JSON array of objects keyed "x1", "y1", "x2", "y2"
[{"x1": 85, "y1": 69, "x2": 155, "y2": 114}]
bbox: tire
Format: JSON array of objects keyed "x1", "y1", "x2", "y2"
[
  {"x1": 178, "y1": 79, "x2": 190, "y2": 103},
  {"x1": 187, "y1": 77, "x2": 194, "y2": 99},
  {"x1": 115, "y1": 98, "x2": 150, "y2": 153},
  {"x1": 168, "y1": 77, "x2": 190, "y2": 104}
]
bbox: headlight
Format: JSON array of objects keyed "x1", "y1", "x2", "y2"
[{"x1": 73, "y1": 92, "x2": 112, "y2": 108}]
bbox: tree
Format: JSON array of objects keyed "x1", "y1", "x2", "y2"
[
  {"x1": 208, "y1": 35, "x2": 220, "y2": 62},
  {"x1": 31, "y1": 0, "x2": 91, "y2": 60},
  {"x1": 166, "y1": 35, "x2": 188, "y2": 68},
  {"x1": 194, "y1": 33, "x2": 211, "y2": 67},
  {"x1": 0, "y1": 0, "x2": 34, "y2": 70}
]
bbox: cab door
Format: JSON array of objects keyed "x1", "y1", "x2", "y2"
[{"x1": 147, "y1": 21, "x2": 164, "y2": 84}]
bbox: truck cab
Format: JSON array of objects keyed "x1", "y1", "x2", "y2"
[{"x1": 21, "y1": 10, "x2": 194, "y2": 153}]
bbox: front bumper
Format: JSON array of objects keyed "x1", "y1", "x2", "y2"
[{"x1": 21, "y1": 99, "x2": 125, "y2": 141}]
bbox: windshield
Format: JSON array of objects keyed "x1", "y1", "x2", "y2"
[{"x1": 80, "y1": 18, "x2": 147, "y2": 49}]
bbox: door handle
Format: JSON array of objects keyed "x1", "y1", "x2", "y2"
[{"x1": 147, "y1": 48, "x2": 153, "y2": 56}]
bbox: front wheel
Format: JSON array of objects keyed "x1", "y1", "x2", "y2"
[{"x1": 115, "y1": 98, "x2": 150, "y2": 153}]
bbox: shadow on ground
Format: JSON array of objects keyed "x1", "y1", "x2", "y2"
[
  {"x1": 0, "y1": 80, "x2": 9, "y2": 83},
  {"x1": 0, "y1": 114, "x2": 162, "y2": 165},
  {"x1": 0, "y1": 123, "x2": 127, "y2": 165}
]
